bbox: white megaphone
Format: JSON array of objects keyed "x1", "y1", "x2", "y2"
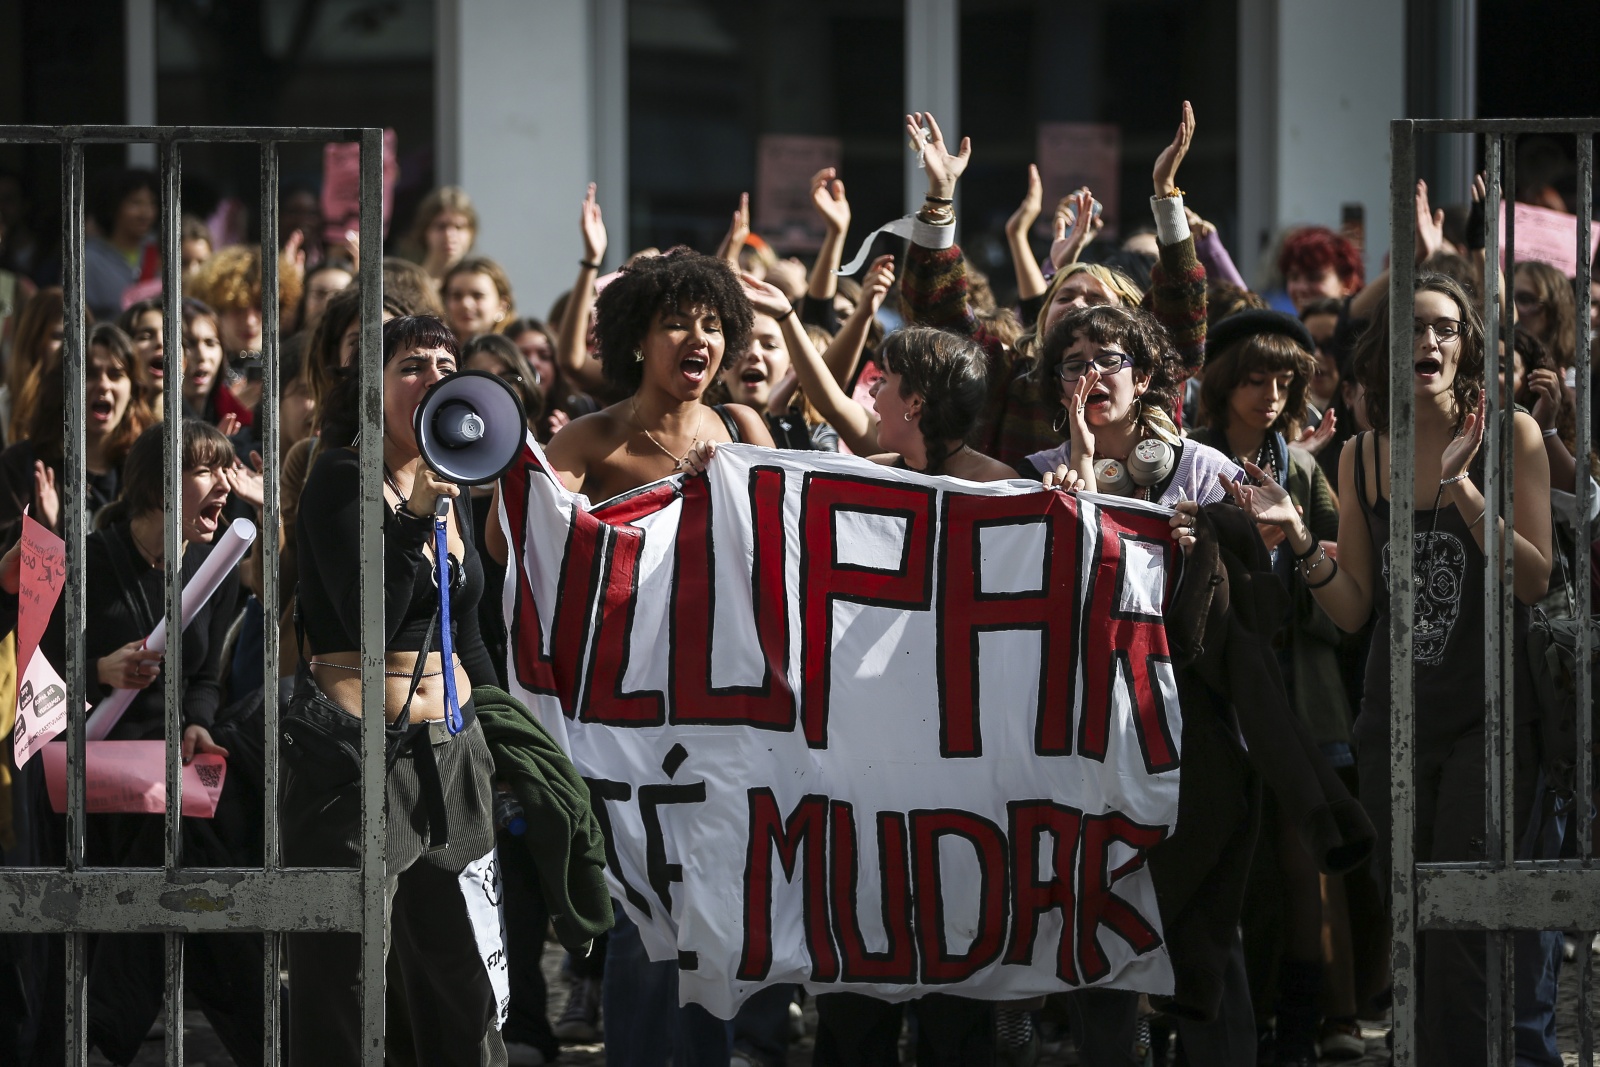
[{"x1": 413, "y1": 369, "x2": 527, "y2": 490}]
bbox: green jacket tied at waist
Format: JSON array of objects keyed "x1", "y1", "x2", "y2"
[{"x1": 473, "y1": 685, "x2": 613, "y2": 952}]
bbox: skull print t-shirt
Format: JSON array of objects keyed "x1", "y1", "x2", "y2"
[{"x1": 1352, "y1": 433, "x2": 1535, "y2": 741}]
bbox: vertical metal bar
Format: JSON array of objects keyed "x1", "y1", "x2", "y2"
[
  {"x1": 1389, "y1": 117, "x2": 1419, "y2": 1067},
  {"x1": 159, "y1": 134, "x2": 186, "y2": 1067},
  {"x1": 259, "y1": 139, "x2": 283, "y2": 1067},
  {"x1": 1494, "y1": 133, "x2": 1518, "y2": 1067},
  {"x1": 1479, "y1": 134, "x2": 1509, "y2": 1067},
  {"x1": 1575, "y1": 127, "x2": 1596, "y2": 1067},
  {"x1": 357, "y1": 126, "x2": 388, "y2": 1065},
  {"x1": 60, "y1": 133, "x2": 90, "y2": 1067}
]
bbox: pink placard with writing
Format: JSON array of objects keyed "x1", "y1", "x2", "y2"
[
  {"x1": 322, "y1": 129, "x2": 399, "y2": 245},
  {"x1": 1037, "y1": 122, "x2": 1122, "y2": 240},
  {"x1": 15, "y1": 514, "x2": 68, "y2": 767},
  {"x1": 1499, "y1": 201, "x2": 1600, "y2": 279},
  {"x1": 43, "y1": 741, "x2": 226, "y2": 818}
]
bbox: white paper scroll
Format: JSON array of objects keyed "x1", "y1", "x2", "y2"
[
  {"x1": 85, "y1": 517, "x2": 257, "y2": 742},
  {"x1": 834, "y1": 214, "x2": 956, "y2": 276}
]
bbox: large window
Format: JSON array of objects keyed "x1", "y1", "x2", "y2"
[{"x1": 628, "y1": 0, "x2": 906, "y2": 257}]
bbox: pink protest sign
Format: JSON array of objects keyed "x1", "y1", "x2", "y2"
[
  {"x1": 322, "y1": 129, "x2": 399, "y2": 245},
  {"x1": 43, "y1": 741, "x2": 226, "y2": 818},
  {"x1": 1499, "y1": 201, "x2": 1600, "y2": 279},
  {"x1": 755, "y1": 135, "x2": 842, "y2": 253},
  {"x1": 1037, "y1": 122, "x2": 1122, "y2": 240},
  {"x1": 15, "y1": 514, "x2": 68, "y2": 767}
]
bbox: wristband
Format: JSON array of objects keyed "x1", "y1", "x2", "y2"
[
  {"x1": 1440, "y1": 471, "x2": 1470, "y2": 486},
  {"x1": 579, "y1": 259, "x2": 601, "y2": 270},
  {"x1": 775, "y1": 305, "x2": 795, "y2": 320},
  {"x1": 1291, "y1": 534, "x2": 1320, "y2": 563},
  {"x1": 1305, "y1": 556, "x2": 1340, "y2": 590},
  {"x1": 836, "y1": 213, "x2": 955, "y2": 274},
  {"x1": 1543, "y1": 427, "x2": 1559, "y2": 438},
  {"x1": 923, "y1": 194, "x2": 953, "y2": 205}
]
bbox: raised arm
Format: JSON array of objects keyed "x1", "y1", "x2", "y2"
[
  {"x1": 821, "y1": 254, "x2": 893, "y2": 387},
  {"x1": 714, "y1": 192, "x2": 751, "y2": 271},
  {"x1": 745, "y1": 273, "x2": 880, "y2": 456},
  {"x1": 1146, "y1": 101, "x2": 1208, "y2": 372},
  {"x1": 899, "y1": 111, "x2": 977, "y2": 335},
  {"x1": 556, "y1": 183, "x2": 610, "y2": 393},
  {"x1": 1006, "y1": 164, "x2": 1048, "y2": 301},
  {"x1": 803, "y1": 169, "x2": 851, "y2": 331},
  {"x1": 1350, "y1": 180, "x2": 1444, "y2": 321}
]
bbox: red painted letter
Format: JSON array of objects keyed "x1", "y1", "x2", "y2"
[{"x1": 738, "y1": 789, "x2": 837, "y2": 982}]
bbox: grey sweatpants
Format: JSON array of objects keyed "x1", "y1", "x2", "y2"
[{"x1": 281, "y1": 714, "x2": 506, "y2": 1067}]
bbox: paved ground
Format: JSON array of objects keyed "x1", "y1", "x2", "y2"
[{"x1": 92, "y1": 936, "x2": 1599, "y2": 1066}]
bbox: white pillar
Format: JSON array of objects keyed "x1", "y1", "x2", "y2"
[
  {"x1": 436, "y1": 0, "x2": 623, "y2": 320},
  {"x1": 1237, "y1": 0, "x2": 1406, "y2": 284},
  {"x1": 124, "y1": 0, "x2": 157, "y2": 168},
  {"x1": 905, "y1": 0, "x2": 960, "y2": 221}
]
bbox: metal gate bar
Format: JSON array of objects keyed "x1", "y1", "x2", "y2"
[
  {"x1": 0, "y1": 124, "x2": 389, "y2": 1065},
  {"x1": 1389, "y1": 117, "x2": 1600, "y2": 1066}
]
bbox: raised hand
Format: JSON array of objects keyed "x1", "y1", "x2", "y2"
[
  {"x1": 1051, "y1": 188, "x2": 1102, "y2": 270},
  {"x1": 1295, "y1": 409, "x2": 1338, "y2": 455},
  {"x1": 1414, "y1": 179, "x2": 1444, "y2": 265},
  {"x1": 581, "y1": 182, "x2": 608, "y2": 266},
  {"x1": 1440, "y1": 393, "x2": 1485, "y2": 482},
  {"x1": 716, "y1": 193, "x2": 751, "y2": 268},
  {"x1": 1526, "y1": 368, "x2": 1563, "y2": 432},
  {"x1": 1220, "y1": 461, "x2": 1300, "y2": 528},
  {"x1": 739, "y1": 273, "x2": 794, "y2": 320},
  {"x1": 860, "y1": 255, "x2": 896, "y2": 314},
  {"x1": 223, "y1": 451, "x2": 266, "y2": 513},
  {"x1": 906, "y1": 112, "x2": 971, "y2": 199},
  {"x1": 1152, "y1": 101, "x2": 1196, "y2": 198},
  {"x1": 1184, "y1": 206, "x2": 1216, "y2": 240},
  {"x1": 1006, "y1": 164, "x2": 1043, "y2": 239},
  {"x1": 33, "y1": 460, "x2": 59, "y2": 532},
  {"x1": 810, "y1": 168, "x2": 851, "y2": 235},
  {"x1": 1065, "y1": 369, "x2": 1100, "y2": 465}
]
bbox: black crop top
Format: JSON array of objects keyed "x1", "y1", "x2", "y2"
[{"x1": 296, "y1": 447, "x2": 496, "y2": 687}]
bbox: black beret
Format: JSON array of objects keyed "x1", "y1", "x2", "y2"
[{"x1": 1205, "y1": 309, "x2": 1315, "y2": 365}]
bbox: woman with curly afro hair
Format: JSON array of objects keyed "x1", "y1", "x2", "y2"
[{"x1": 539, "y1": 247, "x2": 774, "y2": 503}]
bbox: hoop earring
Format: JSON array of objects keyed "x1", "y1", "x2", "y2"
[
  {"x1": 1130, "y1": 398, "x2": 1144, "y2": 428},
  {"x1": 903, "y1": 411, "x2": 914, "y2": 422},
  {"x1": 1052, "y1": 407, "x2": 1069, "y2": 434}
]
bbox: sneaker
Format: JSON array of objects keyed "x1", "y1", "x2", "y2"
[
  {"x1": 552, "y1": 977, "x2": 602, "y2": 1043},
  {"x1": 505, "y1": 1041, "x2": 548, "y2": 1066},
  {"x1": 1319, "y1": 1018, "x2": 1366, "y2": 1060}
]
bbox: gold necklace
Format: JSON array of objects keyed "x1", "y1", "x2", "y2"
[{"x1": 632, "y1": 398, "x2": 704, "y2": 470}]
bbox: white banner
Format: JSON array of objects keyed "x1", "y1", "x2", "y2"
[{"x1": 501, "y1": 438, "x2": 1184, "y2": 1018}]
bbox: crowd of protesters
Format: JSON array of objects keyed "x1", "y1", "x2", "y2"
[{"x1": 0, "y1": 100, "x2": 1595, "y2": 1067}]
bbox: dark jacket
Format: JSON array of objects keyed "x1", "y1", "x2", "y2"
[
  {"x1": 1151, "y1": 502, "x2": 1374, "y2": 1021},
  {"x1": 472, "y1": 685, "x2": 613, "y2": 953}
]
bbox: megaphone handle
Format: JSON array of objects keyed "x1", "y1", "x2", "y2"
[{"x1": 432, "y1": 497, "x2": 465, "y2": 736}]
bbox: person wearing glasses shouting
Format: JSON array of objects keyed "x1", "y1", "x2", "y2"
[
  {"x1": 1018, "y1": 303, "x2": 1243, "y2": 549},
  {"x1": 1224, "y1": 272, "x2": 1553, "y2": 1065}
]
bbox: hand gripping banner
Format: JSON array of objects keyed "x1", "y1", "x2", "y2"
[{"x1": 500, "y1": 437, "x2": 1184, "y2": 1017}]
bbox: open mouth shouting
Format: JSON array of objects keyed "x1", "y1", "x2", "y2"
[
  {"x1": 89, "y1": 396, "x2": 117, "y2": 425},
  {"x1": 680, "y1": 351, "x2": 710, "y2": 385},
  {"x1": 1084, "y1": 385, "x2": 1113, "y2": 411},
  {"x1": 147, "y1": 356, "x2": 164, "y2": 381},
  {"x1": 1414, "y1": 354, "x2": 1444, "y2": 383},
  {"x1": 192, "y1": 493, "x2": 228, "y2": 539}
]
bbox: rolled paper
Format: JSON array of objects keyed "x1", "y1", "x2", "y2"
[
  {"x1": 85, "y1": 517, "x2": 258, "y2": 742},
  {"x1": 834, "y1": 214, "x2": 956, "y2": 276}
]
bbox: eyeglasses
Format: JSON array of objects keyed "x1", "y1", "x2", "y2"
[
  {"x1": 1057, "y1": 351, "x2": 1132, "y2": 381},
  {"x1": 1412, "y1": 318, "x2": 1463, "y2": 342}
]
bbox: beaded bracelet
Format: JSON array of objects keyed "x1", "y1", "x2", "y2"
[
  {"x1": 1440, "y1": 471, "x2": 1471, "y2": 486},
  {"x1": 1297, "y1": 544, "x2": 1328, "y2": 577},
  {"x1": 924, "y1": 194, "x2": 954, "y2": 205}
]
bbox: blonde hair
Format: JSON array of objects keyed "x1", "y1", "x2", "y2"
[
  {"x1": 188, "y1": 245, "x2": 303, "y2": 320},
  {"x1": 1021, "y1": 263, "x2": 1145, "y2": 358}
]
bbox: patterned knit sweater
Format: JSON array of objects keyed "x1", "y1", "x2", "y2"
[{"x1": 900, "y1": 222, "x2": 1208, "y2": 471}]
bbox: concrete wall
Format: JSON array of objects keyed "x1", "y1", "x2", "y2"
[
  {"x1": 436, "y1": 0, "x2": 624, "y2": 319},
  {"x1": 1239, "y1": 0, "x2": 1407, "y2": 284}
]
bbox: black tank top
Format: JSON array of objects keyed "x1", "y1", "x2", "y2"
[{"x1": 1353, "y1": 432, "x2": 1535, "y2": 742}]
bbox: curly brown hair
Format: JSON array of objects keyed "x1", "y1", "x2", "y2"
[
  {"x1": 1039, "y1": 304, "x2": 1183, "y2": 441},
  {"x1": 593, "y1": 248, "x2": 754, "y2": 392},
  {"x1": 188, "y1": 245, "x2": 303, "y2": 320},
  {"x1": 1353, "y1": 271, "x2": 1484, "y2": 435}
]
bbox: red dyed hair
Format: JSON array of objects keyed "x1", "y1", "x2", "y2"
[{"x1": 1278, "y1": 226, "x2": 1364, "y2": 288}]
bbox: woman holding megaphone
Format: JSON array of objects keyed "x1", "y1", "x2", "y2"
[{"x1": 284, "y1": 314, "x2": 505, "y2": 1064}]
